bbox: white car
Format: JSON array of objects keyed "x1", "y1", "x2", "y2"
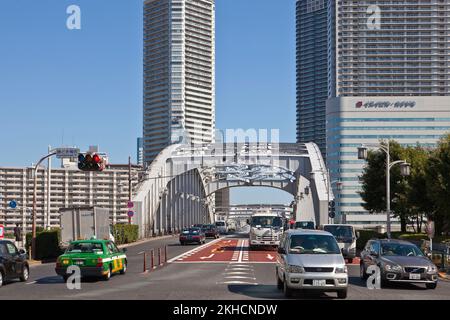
[
  {"x1": 276, "y1": 229, "x2": 348, "y2": 299},
  {"x1": 215, "y1": 221, "x2": 227, "y2": 234}
]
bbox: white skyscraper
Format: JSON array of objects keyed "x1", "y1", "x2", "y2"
[{"x1": 143, "y1": 0, "x2": 216, "y2": 164}]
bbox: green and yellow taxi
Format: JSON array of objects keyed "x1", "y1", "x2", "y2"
[{"x1": 55, "y1": 239, "x2": 127, "y2": 281}]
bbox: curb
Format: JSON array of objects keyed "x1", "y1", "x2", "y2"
[
  {"x1": 27, "y1": 234, "x2": 179, "y2": 267},
  {"x1": 438, "y1": 272, "x2": 450, "y2": 281}
]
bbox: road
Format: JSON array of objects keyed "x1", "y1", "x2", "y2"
[{"x1": 1, "y1": 232, "x2": 450, "y2": 300}]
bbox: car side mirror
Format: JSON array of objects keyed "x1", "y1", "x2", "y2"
[
  {"x1": 277, "y1": 247, "x2": 286, "y2": 254},
  {"x1": 122, "y1": 248, "x2": 127, "y2": 253},
  {"x1": 18, "y1": 249, "x2": 26, "y2": 255},
  {"x1": 370, "y1": 251, "x2": 379, "y2": 257}
]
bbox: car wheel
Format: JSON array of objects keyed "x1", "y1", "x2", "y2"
[
  {"x1": 103, "y1": 266, "x2": 112, "y2": 281},
  {"x1": 426, "y1": 282, "x2": 437, "y2": 290},
  {"x1": 180, "y1": 242, "x2": 184, "y2": 246},
  {"x1": 360, "y1": 263, "x2": 368, "y2": 280},
  {"x1": 120, "y1": 261, "x2": 127, "y2": 275},
  {"x1": 283, "y1": 275, "x2": 293, "y2": 298},
  {"x1": 276, "y1": 268, "x2": 283, "y2": 290},
  {"x1": 337, "y1": 289, "x2": 347, "y2": 299},
  {"x1": 0, "y1": 271, "x2": 3, "y2": 288},
  {"x1": 20, "y1": 266, "x2": 29, "y2": 282}
]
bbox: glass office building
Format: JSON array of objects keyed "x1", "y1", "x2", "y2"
[{"x1": 296, "y1": 0, "x2": 329, "y2": 156}]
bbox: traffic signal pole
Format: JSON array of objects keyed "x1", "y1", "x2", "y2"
[
  {"x1": 128, "y1": 156, "x2": 132, "y2": 225},
  {"x1": 31, "y1": 152, "x2": 56, "y2": 260}
]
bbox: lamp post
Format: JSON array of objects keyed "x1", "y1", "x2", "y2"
[{"x1": 357, "y1": 141, "x2": 411, "y2": 239}]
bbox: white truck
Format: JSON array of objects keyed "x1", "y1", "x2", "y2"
[
  {"x1": 59, "y1": 206, "x2": 112, "y2": 245},
  {"x1": 248, "y1": 211, "x2": 285, "y2": 249}
]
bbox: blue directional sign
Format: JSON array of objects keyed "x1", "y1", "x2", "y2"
[{"x1": 9, "y1": 200, "x2": 17, "y2": 209}]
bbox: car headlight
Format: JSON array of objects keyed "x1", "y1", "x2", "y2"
[
  {"x1": 335, "y1": 266, "x2": 348, "y2": 274},
  {"x1": 428, "y1": 265, "x2": 437, "y2": 273},
  {"x1": 288, "y1": 265, "x2": 305, "y2": 273},
  {"x1": 385, "y1": 264, "x2": 402, "y2": 272}
]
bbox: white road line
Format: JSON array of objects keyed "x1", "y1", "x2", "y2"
[
  {"x1": 218, "y1": 281, "x2": 258, "y2": 285},
  {"x1": 223, "y1": 272, "x2": 252, "y2": 275},
  {"x1": 167, "y1": 238, "x2": 222, "y2": 263},
  {"x1": 224, "y1": 276, "x2": 257, "y2": 280},
  {"x1": 237, "y1": 239, "x2": 245, "y2": 263},
  {"x1": 26, "y1": 281, "x2": 36, "y2": 285}
]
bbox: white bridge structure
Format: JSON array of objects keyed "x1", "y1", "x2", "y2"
[{"x1": 132, "y1": 142, "x2": 333, "y2": 238}]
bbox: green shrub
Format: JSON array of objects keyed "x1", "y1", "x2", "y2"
[
  {"x1": 356, "y1": 230, "x2": 384, "y2": 250},
  {"x1": 4, "y1": 232, "x2": 15, "y2": 239},
  {"x1": 25, "y1": 228, "x2": 62, "y2": 260},
  {"x1": 112, "y1": 224, "x2": 139, "y2": 245},
  {"x1": 397, "y1": 233, "x2": 429, "y2": 241}
]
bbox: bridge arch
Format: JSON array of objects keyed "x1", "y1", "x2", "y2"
[{"x1": 132, "y1": 143, "x2": 332, "y2": 238}]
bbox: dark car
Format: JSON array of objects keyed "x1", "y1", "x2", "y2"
[
  {"x1": 294, "y1": 221, "x2": 315, "y2": 230},
  {"x1": 0, "y1": 240, "x2": 29, "y2": 287},
  {"x1": 180, "y1": 228, "x2": 206, "y2": 245},
  {"x1": 360, "y1": 239, "x2": 438, "y2": 289},
  {"x1": 201, "y1": 224, "x2": 219, "y2": 239}
]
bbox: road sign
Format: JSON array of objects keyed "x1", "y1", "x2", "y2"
[
  {"x1": 8, "y1": 200, "x2": 17, "y2": 209},
  {"x1": 0, "y1": 225, "x2": 4, "y2": 239},
  {"x1": 127, "y1": 211, "x2": 134, "y2": 218},
  {"x1": 127, "y1": 201, "x2": 134, "y2": 209},
  {"x1": 55, "y1": 147, "x2": 80, "y2": 159}
]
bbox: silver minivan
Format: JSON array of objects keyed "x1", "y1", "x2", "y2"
[{"x1": 276, "y1": 229, "x2": 348, "y2": 299}]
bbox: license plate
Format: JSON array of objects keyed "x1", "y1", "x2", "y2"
[
  {"x1": 74, "y1": 260, "x2": 84, "y2": 266},
  {"x1": 313, "y1": 280, "x2": 326, "y2": 286},
  {"x1": 409, "y1": 273, "x2": 421, "y2": 280}
]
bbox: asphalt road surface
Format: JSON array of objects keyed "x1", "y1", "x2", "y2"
[{"x1": 1, "y1": 232, "x2": 450, "y2": 300}]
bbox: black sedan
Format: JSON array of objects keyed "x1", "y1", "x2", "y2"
[
  {"x1": 180, "y1": 228, "x2": 206, "y2": 245},
  {"x1": 0, "y1": 240, "x2": 29, "y2": 287},
  {"x1": 360, "y1": 239, "x2": 438, "y2": 289}
]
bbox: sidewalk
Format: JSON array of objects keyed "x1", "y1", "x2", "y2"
[{"x1": 27, "y1": 233, "x2": 180, "y2": 267}]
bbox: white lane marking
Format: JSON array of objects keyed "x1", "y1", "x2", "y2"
[
  {"x1": 218, "y1": 281, "x2": 258, "y2": 285},
  {"x1": 231, "y1": 239, "x2": 241, "y2": 261},
  {"x1": 167, "y1": 238, "x2": 222, "y2": 263},
  {"x1": 200, "y1": 254, "x2": 215, "y2": 260},
  {"x1": 26, "y1": 281, "x2": 37, "y2": 285},
  {"x1": 224, "y1": 276, "x2": 257, "y2": 280},
  {"x1": 237, "y1": 240, "x2": 245, "y2": 263},
  {"x1": 137, "y1": 251, "x2": 145, "y2": 255},
  {"x1": 266, "y1": 254, "x2": 275, "y2": 260},
  {"x1": 223, "y1": 272, "x2": 252, "y2": 275}
]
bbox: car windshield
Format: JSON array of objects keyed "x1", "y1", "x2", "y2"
[
  {"x1": 67, "y1": 242, "x2": 103, "y2": 254},
  {"x1": 289, "y1": 234, "x2": 340, "y2": 254},
  {"x1": 251, "y1": 216, "x2": 282, "y2": 228},
  {"x1": 323, "y1": 226, "x2": 354, "y2": 239},
  {"x1": 183, "y1": 228, "x2": 201, "y2": 234},
  {"x1": 215, "y1": 221, "x2": 225, "y2": 227},
  {"x1": 295, "y1": 222, "x2": 314, "y2": 230},
  {"x1": 380, "y1": 243, "x2": 424, "y2": 257}
]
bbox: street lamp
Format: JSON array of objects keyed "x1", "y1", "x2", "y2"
[{"x1": 357, "y1": 142, "x2": 411, "y2": 238}]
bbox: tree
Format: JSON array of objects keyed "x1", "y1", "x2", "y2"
[
  {"x1": 425, "y1": 134, "x2": 450, "y2": 235},
  {"x1": 358, "y1": 141, "x2": 410, "y2": 232}
]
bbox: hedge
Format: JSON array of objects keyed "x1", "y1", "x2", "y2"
[
  {"x1": 26, "y1": 228, "x2": 62, "y2": 260},
  {"x1": 112, "y1": 224, "x2": 139, "y2": 245},
  {"x1": 356, "y1": 230, "x2": 385, "y2": 250},
  {"x1": 4, "y1": 232, "x2": 15, "y2": 239}
]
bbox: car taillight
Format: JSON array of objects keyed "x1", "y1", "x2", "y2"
[
  {"x1": 56, "y1": 258, "x2": 61, "y2": 268},
  {"x1": 96, "y1": 258, "x2": 103, "y2": 267}
]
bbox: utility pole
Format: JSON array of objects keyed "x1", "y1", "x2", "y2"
[{"x1": 128, "y1": 156, "x2": 132, "y2": 225}]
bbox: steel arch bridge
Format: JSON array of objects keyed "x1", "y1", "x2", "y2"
[{"x1": 132, "y1": 142, "x2": 333, "y2": 238}]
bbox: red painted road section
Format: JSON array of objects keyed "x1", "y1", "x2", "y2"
[{"x1": 173, "y1": 238, "x2": 361, "y2": 265}]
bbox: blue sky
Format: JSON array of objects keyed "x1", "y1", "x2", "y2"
[{"x1": 0, "y1": 0, "x2": 296, "y2": 204}]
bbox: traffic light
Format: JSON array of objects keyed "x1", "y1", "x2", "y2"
[
  {"x1": 78, "y1": 153, "x2": 106, "y2": 171},
  {"x1": 328, "y1": 200, "x2": 336, "y2": 219}
]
